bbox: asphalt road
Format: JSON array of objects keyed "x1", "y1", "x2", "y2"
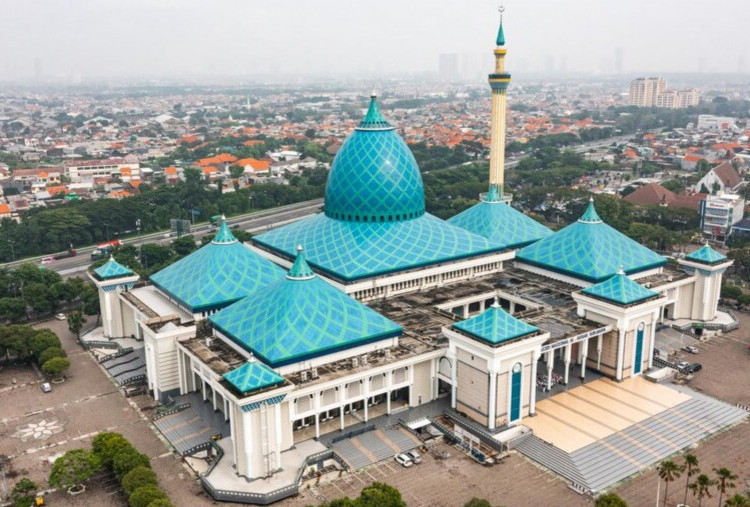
[{"x1": 32, "y1": 199, "x2": 324, "y2": 278}]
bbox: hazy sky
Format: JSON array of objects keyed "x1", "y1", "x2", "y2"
[{"x1": 1, "y1": 0, "x2": 748, "y2": 82}]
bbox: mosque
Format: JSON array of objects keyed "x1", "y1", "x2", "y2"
[{"x1": 88, "y1": 15, "x2": 742, "y2": 503}]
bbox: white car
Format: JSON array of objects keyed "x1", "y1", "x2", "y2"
[
  {"x1": 40, "y1": 382, "x2": 52, "y2": 393},
  {"x1": 406, "y1": 450, "x2": 422, "y2": 464},
  {"x1": 394, "y1": 453, "x2": 413, "y2": 468},
  {"x1": 55, "y1": 313, "x2": 66, "y2": 320},
  {"x1": 682, "y1": 345, "x2": 699, "y2": 354}
]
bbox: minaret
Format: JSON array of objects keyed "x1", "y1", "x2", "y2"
[{"x1": 488, "y1": 6, "x2": 511, "y2": 200}]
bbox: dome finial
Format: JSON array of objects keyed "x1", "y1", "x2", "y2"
[
  {"x1": 617, "y1": 265, "x2": 625, "y2": 275},
  {"x1": 578, "y1": 197, "x2": 603, "y2": 224},
  {"x1": 358, "y1": 94, "x2": 392, "y2": 130},
  {"x1": 212, "y1": 218, "x2": 239, "y2": 244},
  {"x1": 287, "y1": 245, "x2": 315, "y2": 280}
]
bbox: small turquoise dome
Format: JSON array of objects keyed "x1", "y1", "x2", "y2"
[{"x1": 324, "y1": 96, "x2": 425, "y2": 223}]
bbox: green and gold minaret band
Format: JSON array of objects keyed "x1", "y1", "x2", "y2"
[{"x1": 488, "y1": 6, "x2": 511, "y2": 200}]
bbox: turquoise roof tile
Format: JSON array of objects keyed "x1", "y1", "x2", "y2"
[
  {"x1": 685, "y1": 244, "x2": 727, "y2": 264},
  {"x1": 516, "y1": 200, "x2": 666, "y2": 283},
  {"x1": 223, "y1": 361, "x2": 284, "y2": 394},
  {"x1": 209, "y1": 252, "x2": 402, "y2": 367},
  {"x1": 453, "y1": 303, "x2": 538, "y2": 345},
  {"x1": 150, "y1": 229, "x2": 284, "y2": 313},
  {"x1": 254, "y1": 213, "x2": 501, "y2": 282},
  {"x1": 94, "y1": 257, "x2": 134, "y2": 280},
  {"x1": 324, "y1": 97, "x2": 425, "y2": 223},
  {"x1": 447, "y1": 189, "x2": 553, "y2": 249},
  {"x1": 581, "y1": 268, "x2": 659, "y2": 306}
]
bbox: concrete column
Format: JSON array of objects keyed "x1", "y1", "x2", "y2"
[
  {"x1": 648, "y1": 310, "x2": 659, "y2": 369},
  {"x1": 364, "y1": 399, "x2": 369, "y2": 422},
  {"x1": 597, "y1": 334, "x2": 603, "y2": 371},
  {"x1": 450, "y1": 358, "x2": 458, "y2": 409},
  {"x1": 274, "y1": 403, "x2": 282, "y2": 468},
  {"x1": 242, "y1": 411, "x2": 253, "y2": 478},
  {"x1": 509, "y1": 301, "x2": 516, "y2": 314},
  {"x1": 580, "y1": 339, "x2": 588, "y2": 381},
  {"x1": 340, "y1": 406, "x2": 345, "y2": 431},
  {"x1": 225, "y1": 398, "x2": 230, "y2": 422},
  {"x1": 201, "y1": 378, "x2": 207, "y2": 401},
  {"x1": 463, "y1": 304, "x2": 469, "y2": 317},
  {"x1": 314, "y1": 413, "x2": 320, "y2": 439},
  {"x1": 212, "y1": 387, "x2": 217, "y2": 411},
  {"x1": 563, "y1": 344, "x2": 572, "y2": 385},
  {"x1": 546, "y1": 350, "x2": 554, "y2": 391},
  {"x1": 387, "y1": 391, "x2": 392, "y2": 415},
  {"x1": 530, "y1": 351, "x2": 539, "y2": 416},
  {"x1": 487, "y1": 369, "x2": 498, "y2": 430},
  {"x1": 616, "y1": 328, "x2": 626, "y2": 381}
]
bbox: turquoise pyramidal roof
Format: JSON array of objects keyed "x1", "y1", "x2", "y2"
[
  {"x1": 323, "y1": 94, "x2": 425, "y2": 223},
  {"x1": 447, "y1": 186, "x2": 552, "y2": 249},
  {"x1": 496, "y1": 20, "x2": 506, "y2": 46},
  {"x1": 516, "y1": 199, "x2": 666, "y2": 283},
  {"x1": 150, "y1": 221, "x2": 284, "y2": 313},
  {"x1": 209, "y1": 247, "x2": 402, "y2": 367},
  {"x1": 685, "y1": 244, "x2": 727, "y2": 265},
  {"x1": 94, "y1": 256, "x2": 134, "y2": 280},
  {"x1": 581, "y1": 267, "x2": 659, "y2": 306},
  {"x1": 223, "y1": 361, "x2": 284, "y2": 394},
  {"x1": 453, "y1": 301, "x2": 538, "y2": 345}
]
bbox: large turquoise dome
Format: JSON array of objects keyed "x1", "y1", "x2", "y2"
[{"x1": 324, "y1": 96, "x2": 425, "y2": 222}]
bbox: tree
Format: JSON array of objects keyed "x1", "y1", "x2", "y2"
[
  {"x1": 121, "y1": 465, "x2": 158, "y2": 494},
  {"x1": 145, "y1": 499, "x2": 174, "y2": 507},
  {"x1": 464, "y1": 499, "x2": 492, "y2": 507},
  {"x1": 714, "y1": 467, "x2": 738, "y2": 507},
  {"x1": 0, "y1": 297, "x2": 26, "y2": 322},
  {"x1": 725, "y1": 494, "x2": 750, "y2": 506},
  {"x1": 356, "y1": 482, "x2": 405, "y2": 507},
  {"x1": 658, "y1": 459, "x2": 682, "y2": 507},
  {"x1": 38, "y1": 346, "x2": 66, "y2": 365},
  {"x1": 42, "y1": 357, "x2": 70, "y2": 378},
  {"x1": 67, "y1": 310, "x2": 86, "y2": 339},
  {"x1": 690, "y1": 474, "x2": 717, "y2": 507},
  {"x1": 92, "y1": 432, "x2": 131, "y2": 468},
  {"x1": 48, "y1": 449, "x2": 100, "y2": 491},
  {"x1": 29, "y1": 329, "x2": 61, "y2": 361},
  {"x1": 128, "y1": 485, "x2": 168, "y2": 507},
  {"x1": 683, "y1": 453, "x2": 700, "y2": 506},
  {"x1": 112, "y1": 447, "x2": 150, "y2": 479},
  {"x1": 171, "y1": 235, "x2": 196, "y2": 257},
  {"x1": 11, "y1": 478, "x2": 38, "y2": 507},
  {"x1": 595, "y1": 493, "x2": 628, "y2": 507}
]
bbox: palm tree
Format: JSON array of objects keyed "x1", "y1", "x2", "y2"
[
  {"x1": 714, "y1": 467, "x2": 738, "y2": 507},
  {"x1": 658, "y1": 460, "x2": 682, "y2": 507},
  {"x1": 690, "y1": 474, "x2": 717, "y2": 507},
  {"x1": 683, "y1": 453, "x2": 700, "y2": 506}
]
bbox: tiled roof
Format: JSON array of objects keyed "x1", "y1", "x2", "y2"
[
  {"x1": 210, "y1": 251, "x2": 402, "y2": 367},
  {"x1": 516, "y1": 200, "x2": 666, "y2": 283},
  {"x1": 94, "y1": 257, "x2": 134, "y2": 280},
  {"x1": 712, "y1": 161, "x2": 742, "y2": 188},
  {"x1": 448, "y1": 187, "x2": 552, "y2": 249},
  {"x1": 581, "y1": 269, "x2": 658, "y2": 306},
  {"x1": 254, "y1": 212, "x2": 500, "y2": 282},
  {"x1": 453, "y1": 303, "x2": 538, "y2": 345},
  {"x1": 324, "y1": 97, "x2": 425, "y2": 222},
  {"x1": 150, "y1": 222, "x2": 284, "y2": 313},
  {"x1": 685, "y1": 244, "x2": 727, "y2": 264},
  {"x1": 222, "y1": 361, "x2": 284, "y2": 394}
]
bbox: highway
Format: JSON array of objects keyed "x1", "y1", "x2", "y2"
[{"x1": 5, "y1": 199, "x2": 324, "y2": 277}]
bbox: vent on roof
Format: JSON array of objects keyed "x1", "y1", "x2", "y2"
[
  {"x1": 311, "y1": 367, "x2": 319, "y2": 379},
  {"x1": 300, "y1": 370, "x2": 308, "y2": 382},
  {"x1": 361, "y1": 354, "x2": 369, "y2": 365},
  {"x1": 352, "y1": 357, "x2": 359, "y2": 368},
  {"x1": 385, "y1": 349, "x2": 392, "y2": 359},
  {"x1": 205, "y1": 337, "x2": 212, "y2": 348}
]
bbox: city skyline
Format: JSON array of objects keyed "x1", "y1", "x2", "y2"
[{"x1": 1, "y1": 0, "x2": 749, "y2": 83}]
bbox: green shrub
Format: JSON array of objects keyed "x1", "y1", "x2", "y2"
[
  {"x1": 48, "y1": 449, "x2": 100, "y2": 490},
  {"x1": 92, "y1": 432, "x2": 131, "y2": 468},
  {"x1": 121, "y1": 466, "x2": 158, "y2": 495},
  {"x1": 41, "y1": 357, "x2": 70, "y2": 377},
  {"x1": 11, "y1": 478, "x2": 38, "y2": 507},
  {"x1": 128, "y1": 485, "x2": 167, "y2": 507},
  {"x1": 595, "y1": 493, "x2": 628, "y2": 507},
  {"x1": 146, "y1": 499, "x2": 174, "y2": 507}
]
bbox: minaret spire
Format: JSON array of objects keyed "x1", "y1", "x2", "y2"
[{"x1": 488, "y1": 5, "x2": 511, "y2": 199}]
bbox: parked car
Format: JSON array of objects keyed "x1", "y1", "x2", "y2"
[
  {"x1": 677, "y1": 361, "x2": 690, "y2": 371},
  {"x1": 124, "y1": 385, "x2": 145, "y2": 397},
  {"x1": 682, "y1": 345, "x2": 699, "y2": 354},
  {"x1": 394, "y1": 453, "x2": 413, "y2": 468},
  {"x1": 406, "y1": 450, "x2": 422, "y2": 464},
  {"x1": 684, "y1": 363, "x2": 702, "y2": 374},
  {"x1": 54, "y1": 313, "x2": 66, "y2": 320},
  {"x1": 40, "y1": 382, "x2": 52, "y2": 393}
]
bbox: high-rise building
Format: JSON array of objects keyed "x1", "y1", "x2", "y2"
[{"x1": 628, "y1": 77, "x2": 666, "y2": 107}]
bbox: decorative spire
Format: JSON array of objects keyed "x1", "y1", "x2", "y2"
[
  {"x1": 496, "y1": 6, "x2": 506, "y2": 46},
  {"x1": 212, "y1": 217, "x2": 238, "y2": 244},
  {"x1": 357, "y1": 94, "x2": 393, "y2": 130},
  {"x1": 617, "y1": 265, "x2": 625, "y2": 275},
  {"x1": 578, "y1": 197, "x2": 603, "y2": 224},
  {"x1": 287, "y1": 245, "x2": 315, "y2": 280}
]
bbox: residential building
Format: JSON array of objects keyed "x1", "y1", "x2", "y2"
[
  {"x1": 64, "y1": 157, "x2": 140, "y2": 183},
  {"x1": 692, "y1": 161, "x2": 743, "y2": 194},
  {"x1": 700, "y1": 193, "x2": 745, "y2": 243}
]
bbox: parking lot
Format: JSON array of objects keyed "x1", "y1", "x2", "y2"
[{"x1": 0, "y1": 318, "x2": 213, "y2": 507}]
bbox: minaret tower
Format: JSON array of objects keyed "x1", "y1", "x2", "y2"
[{"x1": 488, "y1": 6, "x2": 511, "y2": 200}]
